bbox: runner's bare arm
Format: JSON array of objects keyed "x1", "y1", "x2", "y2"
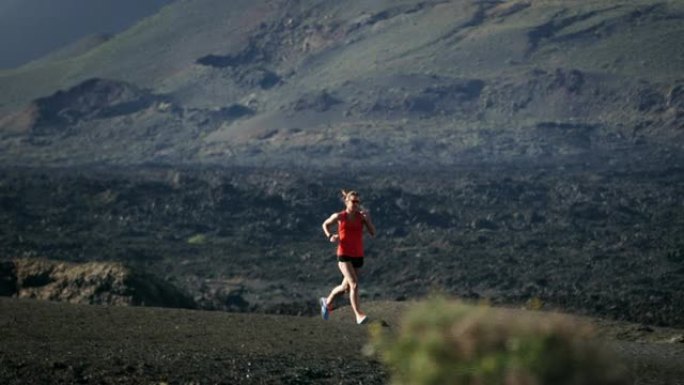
[
  {"x1": 322, "y1": 213, "x2": 339, "y2": 241},
  {"x1": 361, "y1": 211, "x2": 376, "y2": 237}
]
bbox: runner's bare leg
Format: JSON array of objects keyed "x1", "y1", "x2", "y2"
[
  {"x1": 338, "y1": 262, "x2": 366, "y2": 322},
  {"x1": 326, "y1": 278, "x2": 349, "y2": 309}
]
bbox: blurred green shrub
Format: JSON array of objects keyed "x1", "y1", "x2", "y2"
[
  {"x1": 525, "y1": 297, "x2": 544, "y2": 311},
  {"x1": 368, "y1": 298, "x2": 629, "y2": 385}
]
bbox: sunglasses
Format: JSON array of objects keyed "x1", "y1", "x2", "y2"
[{"x1": 350, "y1": 199, "x2": 360, "y2": 204}]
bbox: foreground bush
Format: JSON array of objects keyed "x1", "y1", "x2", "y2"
[{"x1": 368, "y1": 299, "x2": 629, "y2": 385}]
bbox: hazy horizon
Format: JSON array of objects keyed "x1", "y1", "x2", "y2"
[{"x1": 0, "y1": 0, "x2": 174, "y2": 69}]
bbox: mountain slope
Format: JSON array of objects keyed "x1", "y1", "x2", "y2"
[{"x1": 0, "y1": 0, "x2": 682, "y2": 168}]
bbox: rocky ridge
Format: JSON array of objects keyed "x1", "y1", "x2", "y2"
[{"x1": 0, "y1": 258, "x2": 195, "y2": 309}]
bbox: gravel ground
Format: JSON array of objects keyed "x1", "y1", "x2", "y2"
[{"x1": 1, "y1": 298, "x2": 682, "y2": 384}]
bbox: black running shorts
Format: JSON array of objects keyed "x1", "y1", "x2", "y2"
[{"x1": 337, "y1": 255, "x2": 364, "y2": 268}]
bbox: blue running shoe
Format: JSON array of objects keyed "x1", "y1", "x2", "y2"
[{"x1": 320, "y1": 297, "x2": 329, "y2": 320}]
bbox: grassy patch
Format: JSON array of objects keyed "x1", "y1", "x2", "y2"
[{"x1": 186, "y1": 234, "x2": 208, "y2": 245}]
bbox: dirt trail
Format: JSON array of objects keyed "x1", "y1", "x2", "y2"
[{"x1": 0, "y1": 298, "x2": 682, "y2": 384}]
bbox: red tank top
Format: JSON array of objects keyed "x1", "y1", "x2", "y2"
[{"x1": 337, "y1": 211, "x2": 364, "y2": 257}]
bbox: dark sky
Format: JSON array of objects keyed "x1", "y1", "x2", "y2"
[{"x1": 0, "y1": 0, "x2": 175, "y2": 69}]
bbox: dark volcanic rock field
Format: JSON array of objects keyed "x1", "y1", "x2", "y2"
[{"x1": 1, "y1": 159, "x2": 682, "y2": 327}]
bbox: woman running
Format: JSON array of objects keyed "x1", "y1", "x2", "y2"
[{"x1": 320, "y1": 189, "x2": 376, "y2": 324}]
